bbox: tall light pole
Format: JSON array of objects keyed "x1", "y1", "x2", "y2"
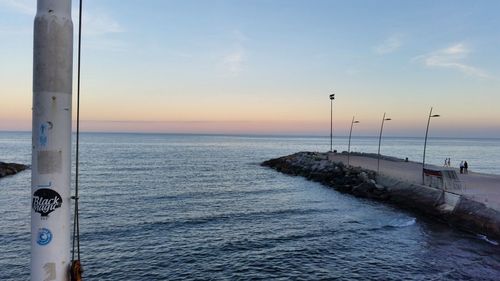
[
  {"x1": 422, "y1": 107, "x2": 440, "y2": 184},
  {"x1": 329, "y1": 93, "x2": 335, "y2": 152},
  {"x1": 347, "y1": 116, "x2": 360, "y2": 166},
  {"x1": 32, "y1": 0, "x2": 73, "y2": 280},
  {"x1": 377, "y1": 113, "x2": 392, "y2": 173}
]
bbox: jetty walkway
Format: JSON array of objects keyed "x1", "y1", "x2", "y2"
[{"x1": 328, "y1": 153, "x2": 500, "y2": 211}]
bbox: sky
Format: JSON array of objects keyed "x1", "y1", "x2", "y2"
[{"x1": 1, "y1": 0, "x2": 500, "y2": 137}]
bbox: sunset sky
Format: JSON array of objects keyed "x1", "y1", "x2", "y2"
[{"x1": 1, "y1": 0, "x2": 500, "y2": 137}]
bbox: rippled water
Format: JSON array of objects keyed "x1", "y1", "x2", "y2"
[{"x1": 1, "y1": 132, "x2": 499, "y2": 280}]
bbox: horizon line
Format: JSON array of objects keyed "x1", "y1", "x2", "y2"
[{"x1": 2, "y1": 130, "x2": 500, "y2": 140}]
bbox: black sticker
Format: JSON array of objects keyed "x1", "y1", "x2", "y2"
[{"x1": 32, "y1": 188, "x2": 62, "y2": 217}]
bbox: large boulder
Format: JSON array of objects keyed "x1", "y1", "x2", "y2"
[
  {"x1": 352, "y1": 182, "x2": 375, "y2": 198},
  {"x1": 0, "y1": 162, "x2": 29, "y2": 178}
]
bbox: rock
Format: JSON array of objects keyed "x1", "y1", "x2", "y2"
[
  {"x1": 358, "y1": 172, "x2": 369, "y2": 181},
  {"x1": 336, "y1": 184, "x2": 352, "y2": 193},
  {"x1": 0, "y1": 162, "x2": 29, "y2": 178},
  {"x1": 351, "y1": 167, "x2": 362, "y2": 174},
  {"x1": 352, "y1": 182, "x2": 375, "y2": 198},
  {"x1": 317, "y1": 160, "x2": 329, "y2": 171}
]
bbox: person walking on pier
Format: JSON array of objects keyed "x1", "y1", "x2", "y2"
[
  {"x1": 460, "y1": 161, "x2": 464, "y2": 174},
  {"x1": 464, "y1": 161, "x2": 469, "y2": 174}
]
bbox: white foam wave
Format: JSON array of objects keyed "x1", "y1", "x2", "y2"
[
  {"x1": 387, "y1": 217, "x2": 416, "y2": 228},
  {"x1": 477, "y1": 234, "x2": 499, "y2": 245}
]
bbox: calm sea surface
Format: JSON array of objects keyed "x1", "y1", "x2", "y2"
[{"x1": 1, "y1": 132, "x2": 499, "y2": 280}]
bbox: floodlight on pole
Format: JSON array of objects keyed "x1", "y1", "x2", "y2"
[
  {"x1": 347, "y1": 116, "x2": 360, "y2": 166},
  {"x1": 422, "y1": 107, "x2": 440, "y2": 184},
  {"x1": 377, "y1": 112, "x2": 392, "y2": 173},
  {"x1": 329, "y1": 93, "x2": 335, "y2": 152}
]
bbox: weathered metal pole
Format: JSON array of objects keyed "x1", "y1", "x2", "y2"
[
  {"x1": 329, "y1": 93, "x2": 335, "y2": 152},
  {"x1": 422, "y1": 107, "x2": 440, "y2": 184},
  {"x1": 347, "y1": 116, "x2": 359, "y2": 166},
  {"x1": 32, "y1": 0, "x2": 73, "y2": 280},
  {"x1": 377, "y1": 113, "x2": 391, "y2": 173}
]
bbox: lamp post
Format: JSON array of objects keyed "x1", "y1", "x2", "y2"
[
  {"x1": 422, "y1": 107, "x2": 440, "y2": 184},
  {"x1": 347, "y1": 116, "x2": 360, "y2": 166},
  {"x1": 377, "y1": 113, "x2": 392, "y2": 173},
  {"x1": 329, "y1": 93, "x2": 335, "y2": 152}
]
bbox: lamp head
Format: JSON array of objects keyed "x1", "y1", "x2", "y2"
[
  {"x1": 431, "y1": 114, "x2": 440, "y2": 118},
  {"x1": 329, "y1": 94, "x2": 335, "y2": 100}
]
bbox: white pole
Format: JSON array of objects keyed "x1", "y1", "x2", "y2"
[{"x1": 32, "y1": 1, "x2": 73, "y2": 280}]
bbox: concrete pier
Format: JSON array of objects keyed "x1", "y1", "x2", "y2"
[{"x1": 330, "y1": 152, "x2": 500, "y2": 211}]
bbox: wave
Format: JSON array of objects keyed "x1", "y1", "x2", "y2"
[
  {"x1": 383, "y1": 217, "x2": 416, "y2": 229},
  {"x1": 150, "y1": 188, "x2": 291, "y2": 201},
  {"x1": 476, "y1": 234, "x2": 499, "y2": 246}
]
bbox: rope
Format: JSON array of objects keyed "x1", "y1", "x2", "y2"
[{"x1": 71, "y1": 0, "x2": 83, "y2": 280}]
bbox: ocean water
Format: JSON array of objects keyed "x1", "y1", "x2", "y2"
[{"x1": 1, "y1": 132, "x2": 499, "y2": 280}]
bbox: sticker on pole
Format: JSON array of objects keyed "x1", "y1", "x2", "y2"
[
  {"x1": 32, "y1": 188, "x2": 62, "y2": 217},
  {"x1": 37, "y1": 228, "x2": 53, "y2": 246}
]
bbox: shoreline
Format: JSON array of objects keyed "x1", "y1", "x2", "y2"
[
  {"x1": 0, "y1": 162, "x2": 29, "y2": 178},
  {"x1": 262, "y1": 151, "x2": 500, "y2": 241}
]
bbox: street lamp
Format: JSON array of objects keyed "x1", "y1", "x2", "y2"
[
  {"x1": 422, "y1": 107, "x2": 440, "y2": 184},
  {"x1": 347, "y1": 116, "x2": 360, "y2": 166},
  {"x1": 329, "y1": 93, "x2": 335, "y2": 152},
  {"x1": 377, "y1": 112, "x2": 392, "y2": 173}
]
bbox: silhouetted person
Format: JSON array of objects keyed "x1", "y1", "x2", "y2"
[{"x1": 464, "y1": 161, "x2": 468, "y2": 174}]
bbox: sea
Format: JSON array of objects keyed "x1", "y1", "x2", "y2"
[{"x1": 1, "y1": 131, "x2": 499, "y2": 280}]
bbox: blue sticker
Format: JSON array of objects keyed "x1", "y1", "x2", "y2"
[
  {"x1": 37, "y1": 228, "x2": 53, "y2": 246},
  {"x1": 39, "y1": 123, "x2": 48, "y2": 147}
]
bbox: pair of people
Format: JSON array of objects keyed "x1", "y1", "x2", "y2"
[
  {"x1": 443, "y1": 158, "x2": 451, "y2": 167},
  {"x1": 459, "y1": 161, "x2": 469, "y2": 174}
]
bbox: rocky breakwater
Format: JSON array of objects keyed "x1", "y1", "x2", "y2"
[
  {"x1": 0, "y1": 162, "x2": 29, "y2": 178},
  {"x1": 262, "y1": 152, "x2": 388, "y2": 200},
  {"x1": 262, "y1": 152, "x2": 500, "y2": 241}
]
